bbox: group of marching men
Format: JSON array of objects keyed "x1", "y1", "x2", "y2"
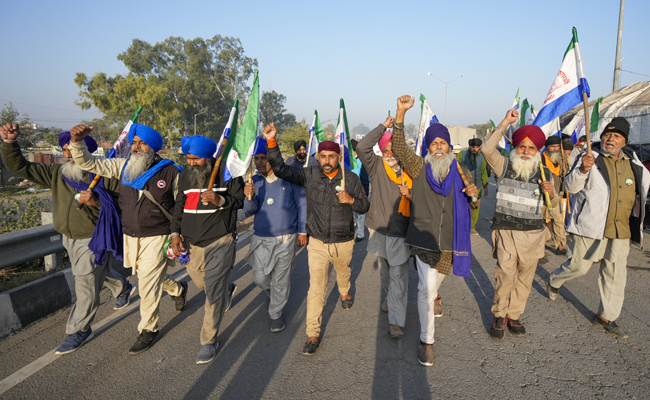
[{"x1": 1, "y1": 94, "x2": 648, "y2": 367}]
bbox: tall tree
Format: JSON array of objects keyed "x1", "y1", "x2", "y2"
[
  {"x1": 260, "y1": 90, "x2": 296, "y2": 133},
  {"x1": 277, "y1": 119, "x2": 309, "y2": 155},
  {"x1": 74, "y1": 35, "x2": 258, "y2": 145}
]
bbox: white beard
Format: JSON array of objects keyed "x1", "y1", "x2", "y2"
[
  {"x1": 123, "y1": 150, "x2": 155, "y2": 181},
  {"x1": 547, "y1": 150, "x2": 563, "y2": 164},
  {"x1": 383, "y1": 156, "x2": 401, "y2": 172},
  {"x1": 60, "y1": 162, "x2": 87, "y2": 182},
  {"x1": 509, "y1": 151, "x2": 541, "y2": 180},
  {"x1": 424, "y1": 150, "x2": 454, "y2": 182}
]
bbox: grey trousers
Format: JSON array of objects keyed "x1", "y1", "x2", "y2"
[
  {"x1": 63, "y1": 236, "x2": 126, "y2": 334},
  {"x1": 550, "y1": 236, "x2": 630, "y2": 321},
  {"x1": 185, "y1": 234, "x2": 237, "y2": 345},
  {"x1": 379, "y1": 257, "x2": 409, "y2": 327}
]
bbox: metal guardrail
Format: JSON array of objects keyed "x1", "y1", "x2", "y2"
[{"x1": 0, "y1": 224, "x2": 63, "y2": 270}]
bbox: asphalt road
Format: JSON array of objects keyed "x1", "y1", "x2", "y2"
[{"x1": 1, "y1": 178, "x2": 649, "y2": 399}]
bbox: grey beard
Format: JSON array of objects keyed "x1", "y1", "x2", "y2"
[
  {"x1": 424, "y1": 151, "x2": 454, "y2": 182},
  {"x1": 189, "y1": 161, "x2": 214, "y2": 189},
  {"x1": 123, "y1": 150, "x2": 156, "y2": 181},
  {"x1": 60, "y1": 162, "x2": 88, "y2": 182},
  {"x1": 383, "y1": 156, "x2": 401, "y2": 172},
  {"x1": 509, "y1": 151, "x2": 540, "y2": 180},
  {"x1": 547, "y1": 150, "x2": 563, "y2": 164}
]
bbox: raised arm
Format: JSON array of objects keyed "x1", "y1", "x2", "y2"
[
  {"x1": 357, "y1": 118, "x2": 393, "y2": 176},
  {"x1": 0, "y1": 124, "x2": 56, "y2": 188},
  {"x1": 263, "y1": 123, "x2": 307, "y2": 186},
  {"x1": 482, "y1": 109, "x2": 519, "y2": 177},
  {"x1": 68, "y1": 125, "x2": 125, "y2": 178},
  {"x1": 392, "y1": 95, "x2": 423, "y2": 178}
]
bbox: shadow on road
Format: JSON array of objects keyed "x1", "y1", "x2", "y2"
[
  {"x1": 535, "y1": 260, "x2": 594, "y2": 323},
  {"x1": 463, "y1": 254, "x2": 495, "y2": 332}
]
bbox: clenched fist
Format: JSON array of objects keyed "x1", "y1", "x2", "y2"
[
  {"x1": 262, "y1": 123, "x2": 277, "y2": 141},
  {"x1": 244, "y1": 181, "x2": 255, "y2": 198},
  {"x1": 0, "y1": 123, "x2": 20, "y2": 142},
  {"x1": 70, "y1": 124, "x2": 94, "y2": 143},
  {"x1": 500, "y1": 109, "x2": 519, "y2": 127}
]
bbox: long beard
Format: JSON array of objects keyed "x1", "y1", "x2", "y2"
[
  {"x1": 547, "y1": 150, "x2": 563, "y2": 165},
  {"x1": 123, "y1": 150, "x2": 155, "y2": 181},
  {"x1": 189, "y1": 160, "x2": 214, "y2": 189},
  {"x1": 424, "y1": 151, "x2": 454, "y2": 182},
  {"x1": 296, "y1": 153, "x2": 307, "y2": 161},
  {"x1": 60, "y1": 162, "x2": 87, "y2": 182},
  {"x1": 510, "y1": 151, "x2": 541, "y2": 180}
]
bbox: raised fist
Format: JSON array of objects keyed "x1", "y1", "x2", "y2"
[
  {"x1": 500, "y1": 109, "x2": 520, "y2": 127},
  {"x1": 0, "y1": 123, "x2": 20, "y2": 142},
  {"x1": 262, "y1": 123, "x2": 277, "y2": 141},
  {"x1": 383, "y1": 116, "x2": 395, "y2": 129},
  {"x1": 396, "y1": 95, "x2": 415, "y2": 112},
  {"x1": 69, "y1": 124, "x2": 94, "y2": 143}
]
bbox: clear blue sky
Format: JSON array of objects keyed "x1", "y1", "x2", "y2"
[{"x1": 1, "y1": 0, "x2": 648, "y2": 131}]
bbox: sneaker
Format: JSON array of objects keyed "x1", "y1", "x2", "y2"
[
  {"x1": 506, "y1": 317, "x2": 526, "y2": 336},
  {"x1": 302, "y1": 339, "x2": 319, "y2": 355},
  {"x1": 114, "y1": 282, "x2": 136, "y2": 310},
  {"x1": 434, "y1": 295, "x2": 443, "y2": 317},
  {"x1": 341, "y1": 297, "x2": 353, "y2": 310},
  {"x1": 470, "y1": 229, "x2": 479, "y2": 236},
  {"x1": 171, "y1": 281, "x2": 188, "y2": 312},
  {"x1": 417, "y1": 342, "x2": 434, "y2": 367},
  {"x1": 270, "y1": 317, "x2": 285, "y2": 333},
  {"x1": 593, "y1": 316, "x2": 629, "y2": 339},
  {"x1": 196, "y1": 342, "x2": 219, "y2": 365},
  {"x1": 489, "y1": 317, "x2": 506, "y2": 340},
  {"x1": 225, "y1": 283, "x2": 237, "y2": 313},
  {"x1": 128, "y1": 330, "x2": 159, "y2": 355},
  {"x1": 55, "y1": 329, "x2": 94, "y2": 355},
  {"x1": 547, "y1": 283, "x2": 559, "y2": 301},
  {"x1": 389, "y1": 324, "x2": 403, "y2": 339},
  {"x1": 381, "y1": 299, "x2": 388, "y2": 313}
]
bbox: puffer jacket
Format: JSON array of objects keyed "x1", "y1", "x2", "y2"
[
  {"x1": 564, "y1": 145, "x2": 650, "y2": 247},
  {"x1": 267, "y1": 144, "x2": 370, "y2": 243}
]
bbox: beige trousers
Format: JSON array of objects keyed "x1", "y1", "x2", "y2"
[
  {"x1": 305, "y1": 238, "x2": 354, "y2": 338},
  {"x1": 124, "y1": 234, "x2": 183, "y2": 333}
]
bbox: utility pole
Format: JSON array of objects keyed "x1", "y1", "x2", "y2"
[{"x1": 613, "y1": 0, "x2": 625, "y2": 92}]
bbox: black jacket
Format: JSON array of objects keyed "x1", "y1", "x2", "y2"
[{"x1": 267, "y1": 145, "x2": 370, "y2": 243}]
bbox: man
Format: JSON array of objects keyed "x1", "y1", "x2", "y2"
[
  {"x1": 0, "y1": 124, "x2": 132, "y2": 355},
  {"x1": 285, "y1": 140, "x2": 317, "y2": 167},
  {"x1": 548, "y1": 117, "x2": 649, "y2": 339},
  {"x1": 69, "y1": 123, "x2": 187, "y2": 355},
  {"x1": 541, "y1": 136, "x2": 568, "y2": 252},
  {"x1": 262, "y1": 123, "x2": 370, "y2": 355},
  {"x1": 482, "y1": 110, "x2": 557, "y2": 341},
  {"x1": 562, "y1": 138, "x2": 575, "y2": 168},
  {"x1": 350, "y1": 139, "x2": 371, "y2": 242},
  {"x1": 243, "y1": 137, "x2": 307, "y2": 333},
  {"x1": 168, "y1": 135, "x2": 244, "y2": 364},
  {"x1": 569, "y1": 135, "x2": 588, "y2": 162},
  {"x1": 391, "y1": 96, "x2": 478, "y2": 367},
  {"x1": 457, "y1": 138, "x2": 489, "y2": 235},
  {"x1": 357, "y1": 116, "x2": 412, "y2": 339}
]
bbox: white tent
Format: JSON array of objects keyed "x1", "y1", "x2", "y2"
[
  {"x1": 447, "y1": 125, "x2": 477, "y2": 148},
  {"x1": 561, "y1": 81, "x2": 650, "y2": 151}
]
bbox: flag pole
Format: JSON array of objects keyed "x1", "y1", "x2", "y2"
[
  {"x1": 203, "y1": 136, "x2": 228, "y2": 206},
  {"x1": 455, "y1": 162, "x2": 478, "y2": 203},
  {"x1": 539, "y1": 160, "x2": 554, "y2": 215},
  {"x1": 305, "y1": 114, "x2": 316, "y2": 168},
  {"x1": 340, "y1": 144, "x2": 345, "y2": 192},
  {"x1": 582, "y1": 93, "x2": 592, "y2": 154},
  {"x1": 246, "y1": 160, "x2": 254, "y2": 200}
]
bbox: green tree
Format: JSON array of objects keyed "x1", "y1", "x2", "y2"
[
  {"x1": 74, "y1": 35, "x2": 258, "y2": 146},
  {"x1": 468, "y1": 122, "x2": 494, "y2": 138},
  {"x1": 277, "y1": 119, "x2": 309, "y2": 155},
  {"x1": 405, "y1": 123, "x2": 417, "y2": 138},
  {"x1": 260, "y1": 90, "x2": 296, "y2": 134},
  {"x1": 1, "y1": 103, "x2": 35, "y2": 148},
  {"x1": 323, "y1": 123, "x2": 336, "y2": 141}
]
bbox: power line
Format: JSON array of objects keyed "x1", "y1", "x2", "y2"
[
  {"x1": 621, "y1": 69, "x2": 650, "y2": 78},
  {"x1": 0, "y1": 98, "x2": 102, "y2": 114}
]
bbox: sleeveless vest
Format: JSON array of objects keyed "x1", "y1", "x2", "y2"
[{"x1": 492, "y1": 158, "x2": 549, "y2": 231}]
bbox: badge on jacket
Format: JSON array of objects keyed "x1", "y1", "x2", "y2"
[
  {"x1": 267, "y1": 198, "x2": 274, "y2": 205},
  {"x1": 625, "y1": 178, "x2": 633, "y2": 186},
  {"x1": 335, "y1": 185, "x2": 342, "y2": 193}
]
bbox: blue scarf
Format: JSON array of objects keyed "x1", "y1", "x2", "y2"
[
  {"x1": 63, "y1": 174, "x2": 122, "y2": 265},
  {"x1": 425, "y1": 158, "x2": 472, "y2": 277},
  {"x1": 121, "y1": 158, "x2": 180, "y2": 190}
]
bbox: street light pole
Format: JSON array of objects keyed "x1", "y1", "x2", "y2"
[
  {"x1": 613, "y1": 0, "x2": 625, "y2": 91},
  {"x1": 427, "y1": 72, "x2": 464, "y2": 126},
  {"x1": 194, "y1": 110, "x2": 207, "y2": 136}
]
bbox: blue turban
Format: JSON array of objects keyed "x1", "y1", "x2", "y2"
[
  {"x1": 58, "y1": 131, "x2": 98, "y2": 153},
  {"x1": 180, "y1": 135, "x2": 217, "y2": 159},
  {"x1": 424, "y1": 123, "x2": 451, "y2": 153},
  {"x1": 128, "y1": 123, "x2": 163, "y2": 152},
  {"x1": 253, "y1": 137, "x2": 267, "y2": 156}
]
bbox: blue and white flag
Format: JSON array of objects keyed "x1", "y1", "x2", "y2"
[
  {"x1": 334, "y1": 99, "x2": 357, "y2": 170},
  {"x1": 533, "y1": 27, "x2": 590, "y2": 138},
  {"x1": 213, "y1": 99, "x2": 239, "y2": 159},
  {"x1": 416, "y1": 94, "x2": 439, "y2": 157}
]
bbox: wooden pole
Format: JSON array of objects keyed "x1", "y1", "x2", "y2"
[
  {"x1": 455, "y1": 162, "x2": 478, "y2": 203},
  {"x1": 76, "y1": 174, "x2": 101, "y2": 209},
  {"x1": 582, "y1": 93, "x2": 592, "y2": 154},
  {"x1": 340, "y1": 144, "x2": 345, "y2": 192},
  {"x1": 539, "y1": 160, "x2": 554, "y2": 215},
  {"x1": 246, "y1": 160, "x2": 254, "y2": 201},
  {"x1": 203, "y1": 137, "x2": 227, "y2": 206}
]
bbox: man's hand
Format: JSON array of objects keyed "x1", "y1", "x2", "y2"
[
  {"x1": 499, "y1": 109, "x2": 519, "y2": 128},
  {"x1": 398, "y1": 184, "x2": 411, "y2": 199},
  {"x1": 462, "y1": 183, "x2": 479, "y2": 199},
  {"x1": 484, "y1": 187, "x2": 488, "y2": 197},
  {"x1": 382, "y1": 116, "x2": 395, "y2": 129},
  {"x1": 171, "y1": 236, "x2": 186, "y2": 257},
  {"x1": 78, "y1": 190, "x2": 98, "y2": 207},
  {"x1": 244, "y1": 181, "x2": 255, "y2": 199},
  {"x1": 201, "y1": 191, "x2": 221, "y2": 205},
  {"x1": 0, "y1": 123, "x2": 20, "y2": 142},
  {"x1": 538, "y1": 180, "x2": 555, "y2": 200},
  {"x1": 297, "y1": 234, "x2": 308, "y2": 247},
  {"x1": 336, "y1": 190, "x2": 354, "y2": 204},
  {"x1": 69, "y1": 125, "x2": 94, "y2": 143},
  {"x1": 262, "y1": 123, "x2": 277, "y2": 141},
  {"x1": 579, "y1": 153, "x2": 594, "y2": 174},
  {"x1": 396, "y1": 95, "x2": 415, "y2": 112}
]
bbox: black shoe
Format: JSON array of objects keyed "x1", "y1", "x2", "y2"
[
  {"x1": 341, "y1": 297, "x2": 353, "y2": 310},
  {"x1": 302, "y1": 339, "x2": 319, "y2": 355},
  {"x1": 593, "y1": 316, "x2": 629, "y2": 339},
  {"x1": 506, "y1": 317, "x2": 526, "y2": 336},
  {"x1": 128, "y1": 330, "x2": 159, "y2": 355},
  {"x1": 489, "y1": 317, "x2": 506, "y2": 340},
  {"x1": 171, "y1": 281, "x2": 188, "y2": 312}
]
